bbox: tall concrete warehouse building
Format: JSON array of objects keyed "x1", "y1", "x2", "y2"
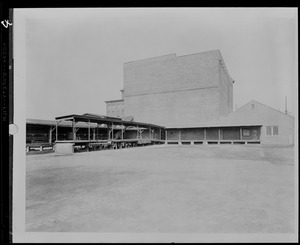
[
  {"x1": 107, "y1": 50, "x2": 234, "y2": 127},
  {"x1": 124, "y1": 50, "x2": 233, "y2": 127}
]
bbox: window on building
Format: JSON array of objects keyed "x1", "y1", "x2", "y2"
[
  {"x1": 273, "y1": 126, "x2": 279, "y2": 136},
  {"x1": 243, "y1": 129, "x2": 250, "y2": 136},
  {"x1": 266, "y1": 126, "x2": 279, "y2": 136}
]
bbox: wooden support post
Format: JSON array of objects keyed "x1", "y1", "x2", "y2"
[
  {"x1": 93, "y1": 128, "x2": 95, "y2": 140},
  {"x1": 121, "y1": 124, "x2": 124, "y2": 140},
  {"x1": 96, "y1": 124, "x2": 98, "y2": 140},
  {"x1": 107, "y1": 124, "x2": 110, "y2": 140},
  {"x1": 72, "y1": 119, "x2": 76, "y2": 141},
  {"x1": 204, "y1": 128, "x2": 207, "y2": 144},
  {"x1": 179, "y1": 129, "x2": 181, "y2": 141},
  {"x1": 88, "y1": 120, "x2": 90, "y2": 141},
  {"x1": 49, "y1": 127, "x2": 52, "y2": 144},
  {"x1": 159, "y1": 128, "x2": 161, "y2": 140},
  {"x1": 149, "y1": 127, "x2": 151, "y2": 140},
  {"x1": 56, "y1": 121, "x2": 58, "y2": 141},
  {"x1": 112, "y1": 123, "x2": 114, "y2": 140},
  {"x1": 240, "y1": 128, "x2": 242, "y2": 140},
  {"x1": 218, "y1": 128, "x2": 221, "y2": 143},
  {"x1": 165, "y1": 130, "x2": 168, "y2": 144},
  {"x1": 136, "y1": 125, "x2": 139, "y2": 139}
]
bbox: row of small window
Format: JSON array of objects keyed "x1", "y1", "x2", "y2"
[
  {"x1": 266, "y1": 126, "x2": 279, "y2": 136},
  {"x1": 109, "y1": 110, "x2": 124, "y2": 114},
  {"x1": 108, "y1": 104, "x2": 124, "y2": 109}
]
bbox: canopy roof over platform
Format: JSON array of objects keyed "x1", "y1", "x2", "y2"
[
  {"x1": 165, "y1": 123, "x2": 263, "y2": 129},
  {"x1": 27, "y1": 118, "x2": 100, "y2": 128},
  {"x1": 55, "y1": 114, "x2": 165, "y2": 129}
]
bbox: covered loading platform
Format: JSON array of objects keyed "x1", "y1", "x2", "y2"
[
  {"x1": 54, "y1": 114, "x2": 165, "y2": 154},
  {"x1": 26, "y1": 119, "x2": 101, "y2": 152},
  {"x1": 165, "y1": 124, "x2": 262, "y2": 145}
]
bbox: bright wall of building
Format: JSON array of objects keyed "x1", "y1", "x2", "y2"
[
  {"x1": 123, "y1": 50, "x2": 233, "y2": 127},
  {"x1": 220, "y1": 100, "x2": 294, "y2": 145},
  {"x1": 106, "y1": 100, "x2": 124, "y2": 118}
]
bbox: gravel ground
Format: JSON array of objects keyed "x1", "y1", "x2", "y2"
[{"x1": 26, "y1": 144, "x2": 295, "y2": 233}]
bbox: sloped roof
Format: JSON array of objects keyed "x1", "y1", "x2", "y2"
[
  {"x1": 165, "y1": 100, "x2": 294, "y2": 129},
  {"x1": 219, "y1": 100, "x2": 294, "y2": 126},
  {"x1": 55, "y1": 114, "x2": 164, "y2": 128}
]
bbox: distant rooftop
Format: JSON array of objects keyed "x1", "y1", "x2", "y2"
[
  {"x1": 105, "y1": 99, "x2": 124, "y2": 103},
  {"x1": 82, "y1": 113, "x2": 121, "y2": 120},
  {"x1": 124, "y1": 49, "x2": 221, "y2": 65}
]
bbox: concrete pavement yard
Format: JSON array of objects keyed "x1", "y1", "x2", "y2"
[{"x1": 26, "y1": 144, "x2": 295, "y2": 232}]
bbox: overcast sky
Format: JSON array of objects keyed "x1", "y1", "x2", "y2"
[{"x1": 17, "y1": 8, "x2": 297, "y2": 120}]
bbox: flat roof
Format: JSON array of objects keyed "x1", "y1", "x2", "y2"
[
  {"x1": 165, "y1": 123, "x2": 263, "y2": 129},
  {"x1": 55, "y1": 114, "x2": 165, "y2": 129},
  {"x1": 124, "y1": 53, "x2": 176, "y2": 65},
  {"x1": 105, "y1": 99, "x2": 124, "y2": 103},
  {"x1": 26, "y1": 119, "x2": 99, "y2": 128},
  {"x1": 83, "y1": 113, "x2": 121, "y2": 120}
]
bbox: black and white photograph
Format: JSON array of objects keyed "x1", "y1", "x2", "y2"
[{"x1": 12, "y1": 7, "x2": 297, "y2": 243}]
